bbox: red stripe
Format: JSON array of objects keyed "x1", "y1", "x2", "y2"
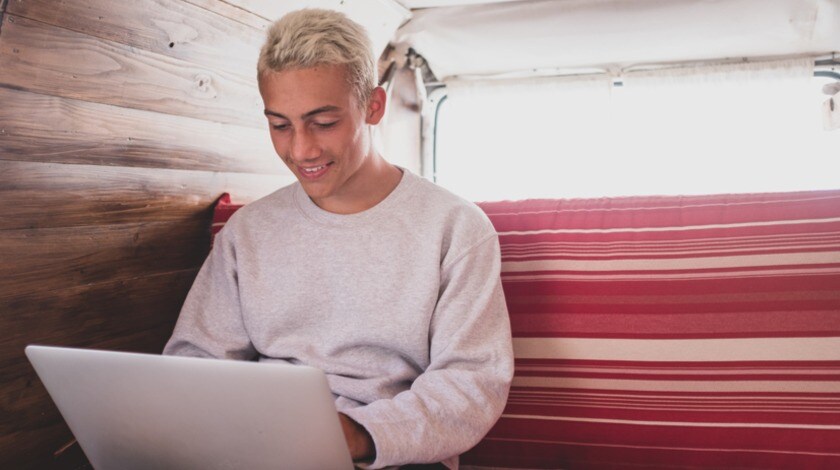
[
  {"x1": 513, "y1": 359, "x2": 840, "y2": 368},
  {"x1": 508, "y1": 311, "x2": 840, "y2": 337},
  {"x1": 513, "y1": 370, "x2": 840, "y2": 381},
  {"x1": 501, "y1": 263, "x2": 840, "y2": 277},
  {"x1": 501, "y1": 275, "x2": 840, "y2": 295},
  {"x1": 462, "y1": 438, "x2": 840, "y2": 469},
  {"x1": 512, "y1": 331, "x2": 840, "y2": 339},
  {"x1": 509, "y1": 386, "x2": 840, "y2": 399},
  {"x1": 500, "y1": 404, "x2": 840, "y2": 426},
  {"x1": 481, "y1": 191, "x2": 840, "y2": 231},
  {"x1": 485, "y1": 418, "x2": 840, "y2": 452},
  {"x1": 499, "y1": 233, "x2": 840, "y2": 253},
  {"x1": 496, "y1": 222, "x2": 840, "y2": 244}
]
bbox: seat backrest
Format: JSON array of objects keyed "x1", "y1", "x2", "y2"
[{"x1": 463, "y1": 189, "x2": 840, "y2": 469}]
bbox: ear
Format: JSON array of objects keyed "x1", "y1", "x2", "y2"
[{"x1": 364, "y1": 86, "x2": 387, "y2": 125}]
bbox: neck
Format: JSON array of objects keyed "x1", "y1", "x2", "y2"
[{"x1": 312, "y1": 154, "x2": 404, "y2": 215}]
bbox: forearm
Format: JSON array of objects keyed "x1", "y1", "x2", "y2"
[
  {"x1": 340, "y1": 234, "x2": 514, "y2": 468},
  {"x1": 342, "y1": 364, "x2": 512, "y2": 468}
]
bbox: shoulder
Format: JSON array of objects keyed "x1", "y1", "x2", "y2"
[
  {"x1": 400, "y1": 171, "x2": 497, "y2": 261},
  {"x1": 410, "y1": 172, "x2": 495, "y2": 232}
]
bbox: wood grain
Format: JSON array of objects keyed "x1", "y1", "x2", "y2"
[
  {"x1": 1, "y1": 270, "x2": 199, "y2": 468},
  {"x1": 0, "y1": 86, "x2": 285, "y2": 174},
  {"x1": 2, "y1": 422, "x2": 78, "y2": 469},
  {"x1": 182, "y1": 0, "x2": 269, "y2": 31},
  {"x1": 0, "y1": 1, "x2": 287, "y2": 467},
  {"x1": 2, "y1": 323, "x2": 178, "y2": 469},
  {"x1": 0, "y1": 218, "x2": 213, "y2": 300},
  {"x1": 2, "y1": 269, "x2": 197, "y2": 397},
  {"x1": 0, "y1": 15, "x2": 264, "y2": 128},
  {"x1": 7, "y1": 0, "x2": 264, "y2": 79},
  {"x1": 0, "y1": 312, "x2": 177, "y2": 468},
  {"x1": 0, "y1": 160, "x2": 290, "y2": 230}
]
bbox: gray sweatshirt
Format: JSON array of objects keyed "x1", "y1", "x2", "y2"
[{"x1": 163, "y1": 170, "x2": 514, "y2": 469}]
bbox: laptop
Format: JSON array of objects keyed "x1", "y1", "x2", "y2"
[{"x1": 25, "y1": 345, "x2": 355, "y2": 470}]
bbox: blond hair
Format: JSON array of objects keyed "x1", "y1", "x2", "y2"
[{"x1": 257, "y1": 9, "x2": 376, "y2": 106}]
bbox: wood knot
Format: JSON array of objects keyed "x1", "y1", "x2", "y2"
[{"x1": 194, "y1": 74, "x2": 212, "y2": 93}]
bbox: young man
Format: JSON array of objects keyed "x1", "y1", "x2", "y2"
[{"x1": 164, "y1": 9, "x2": 513, "y2": 469}]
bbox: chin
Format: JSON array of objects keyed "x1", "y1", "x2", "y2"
[{"x1": 298, "y1": 182, "x2": 334, "y2": 200}]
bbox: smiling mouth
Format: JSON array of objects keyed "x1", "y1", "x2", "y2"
[
  {"x1": 297, "y1": 162, "x2": 334, "y2": 179},
  {"x1": 302, "y1": 164, "x2": 327, "y2": 173}
]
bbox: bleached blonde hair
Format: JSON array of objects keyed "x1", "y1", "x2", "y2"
[{"x1": 257, "y1": 9, "x2": 377, "y2": 107}]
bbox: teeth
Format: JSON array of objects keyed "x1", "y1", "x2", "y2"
[{"x1": 303, "y1": 165, "x2": 325, "y2": 173}]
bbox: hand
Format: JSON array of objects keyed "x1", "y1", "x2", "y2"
[{"x1": 338, "y1": 412, "x2": 375, "y2": 462}]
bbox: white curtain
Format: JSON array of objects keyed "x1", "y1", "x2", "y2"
[{"x1": 436, "y1": 58, "x2": 839, "y2": 201}]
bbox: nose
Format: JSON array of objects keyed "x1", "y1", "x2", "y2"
[{"x1": 289, "y1": 127, "x2": 320, "y2": 162}]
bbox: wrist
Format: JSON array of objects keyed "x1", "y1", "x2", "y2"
[{"x1": 339, "y1": 413, "x2": 375, "y2": 462}]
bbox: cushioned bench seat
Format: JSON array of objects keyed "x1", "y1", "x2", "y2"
[{"x1": 213, "y1": 188, "x2": 840, "y2": 469}]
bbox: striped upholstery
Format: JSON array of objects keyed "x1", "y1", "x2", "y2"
[
  {"x1": 463, "y1": 190, "x2": 840, "y2": 469},
  {"x1": 210, "y1": 193, "x2": 238, "y2": 244},
  {"x1": 210, "y1": 189, "x2": 840, "y2": 468}
]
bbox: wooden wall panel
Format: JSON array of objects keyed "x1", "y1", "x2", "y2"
[
  {"x1": 2, "y1": 269, "x2": 198, "y2": 377},
  {"x1": 0, "y1": 221, "x2": 210, "y2": 298},
  {"x1": 1, "y1": 272, "x2": 194, "y2": 469},
  {"x1": 0, "y1": 0, "x2": 299, "y2": 466},
  {"x1": 0, "y1": 15, "x2": 264, "y2": 128},
  {"x1": 0, "y1": 87, "x2": 284, "y2": 173},
  {"x1": 7, "y1": 0, "x2": 264, "y2": 78},
  {"x1": 0, "y1": 160, "x2": 288, "y2": 230},
  {"x1": 182, "y1": 0, "x2": 269, "y2": 31}
]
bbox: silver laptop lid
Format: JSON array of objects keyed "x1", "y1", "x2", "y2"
[{"x1": 25, "y1": 345, "x2": 354, "y2": 470}]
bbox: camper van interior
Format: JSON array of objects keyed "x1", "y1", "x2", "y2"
[{"x1": 2, "y1": 0, "x2": 839, "y2": 468}]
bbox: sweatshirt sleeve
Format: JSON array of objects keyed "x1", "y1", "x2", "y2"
[
  {"x1": 163, "y1": 225, "x2": 257, "y2": 360},
  {"x1": 342, "y1": 233, "x2": 514, "y2": 468}
]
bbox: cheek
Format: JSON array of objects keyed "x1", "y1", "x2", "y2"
[{"x1": 268, "y1": 132, "x2": 290, "y2": 159}]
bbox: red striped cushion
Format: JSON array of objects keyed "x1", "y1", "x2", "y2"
[
  {"x1": 210, "y1": 193, "x2": 237, "y2": 244},
  {"x1": 463, "y1": 190, "x2": 840, "y2": 469}
]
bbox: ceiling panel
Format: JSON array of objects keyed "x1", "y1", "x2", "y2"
[{"x1": 395, "y1": 0, "x2": 840, "y2": 80}]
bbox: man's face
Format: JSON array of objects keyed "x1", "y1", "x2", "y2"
[{"x1": 258, "y1": 65, "x2": 378, "y2": 208}]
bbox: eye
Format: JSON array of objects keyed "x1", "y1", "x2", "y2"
[
  {"x1": 271, "y1": 123, "x2": 290, "y2": 131},
  {"x1": 314, "y1": 121, "x2": 338, "y2": 129}
]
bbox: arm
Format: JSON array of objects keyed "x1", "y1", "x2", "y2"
[
  {"x1": 342, "y1": 234, "x2": 514, "y2": 468},
  {"x1": 339, "y1": 413, "x2": 375, "y2": 462},
  {"x1": 163, "y1": 226, "x2": 256, "y2": 360}
]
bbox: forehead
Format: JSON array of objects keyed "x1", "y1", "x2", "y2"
[{"x1": 258, "y1": 65, "x2": 357, "y2": 114}]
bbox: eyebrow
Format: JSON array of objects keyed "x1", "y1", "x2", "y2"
[{"x1": 264, "y1": 105, "x2": 341, "y2": 120}]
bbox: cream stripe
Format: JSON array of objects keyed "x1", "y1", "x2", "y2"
[
  {"x1": 502, "y1": 242, "x2": 840, "y2": 259},
  {"x1": 496, "y1": 216, "x2": 840, "y2": 235},
  {"x1": 511, "y1": 391, "x2": 840, "y2": 402},
  {"x1": 515, "y1": 366, "x2": 840, "y2": 375},
  {"x1": 502, "y1": 251, "x2": 840, "y2": 273},
  {"x1": 513, "y1": 337, "x2": 840, "y2": 362},
  {"x1": 499, "y1": 413, "x2": 840, "y2": 430},
  {"x1": 511, "y1": 376, "x2": 840, "y2": 393},
  {"x1": 501, "y1": 266, "x2": 840, "y2": 281},
  {"x1": 500, "y1": 231, "x2": 840, "y2": 248},
  {"x1": 505, "y1": 402, "x2": 840, "y2": 413}
]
